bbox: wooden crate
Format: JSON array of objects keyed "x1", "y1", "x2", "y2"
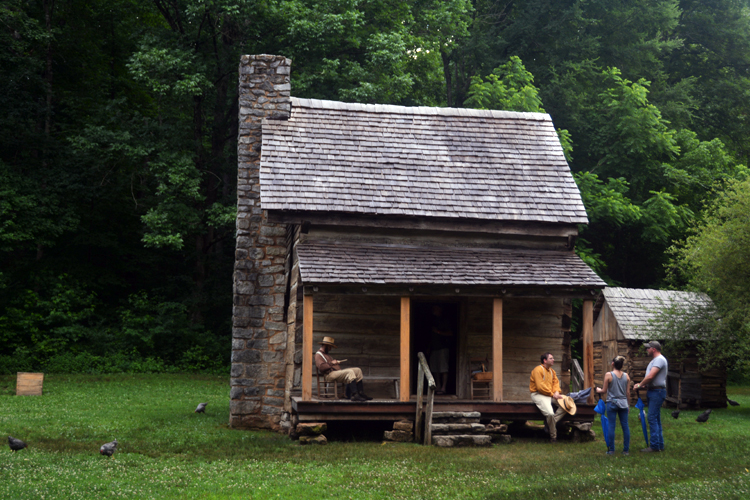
[{"x1": 16, "y1": 372, "x2": 44, "y2": 396}]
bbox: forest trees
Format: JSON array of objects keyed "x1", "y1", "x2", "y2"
[
  {"x1": 2, "y1": 0, "x2": 750, "y2": 372},
  {"x1": 655, "y1": 179, "x2": 750, "y2": 370}
]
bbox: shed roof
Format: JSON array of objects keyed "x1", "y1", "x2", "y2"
[
  {"x1": 601, "y1": 287, "x2": 713, "y2": 340},
  {"x1": 260, "y1": 98, "x2": 588, "y2": 224},
  {"x1": 296, "y1": 241, "x2": 606, "y2": 287}
]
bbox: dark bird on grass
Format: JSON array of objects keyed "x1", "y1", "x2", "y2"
[
  {"x1": 100, "y1": 438, "x2": 117, "y2": 457},
  {"x1": 696, "y1": 409, "x2": 712, "y2": 423},
  {"x1": 728, "y1": 398, "x2": 740, "y2": 406},
  {"x1": 195, "y1": 403, "x2": 208, "y2": 413},
  {"x1": 8, "y1": 436, "x2": 27, "y2": 452},
  {"x1": 671, "y1": 410, "x2": 680, "y2": 419}
]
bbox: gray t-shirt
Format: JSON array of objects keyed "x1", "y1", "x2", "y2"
[
  {"x1": 608, "y1": 371, "x2": 629, "y2": 409},
  {"x1": 646, "y1": 354, "x2": 668, "y2": 388}
]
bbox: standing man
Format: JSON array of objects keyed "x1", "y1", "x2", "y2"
[
  {"x1": 429, "y1": 305, "x2": 453, "y2": 395},
  {"x1": 315, "y1": 336, "x2": 372, "y2": 402},
  {"x1": 530, "y1": 352, "x2": 568, "y2": 443},
  {"x1": 634, "y1": 341, "x2": 668, "y2": 452}
]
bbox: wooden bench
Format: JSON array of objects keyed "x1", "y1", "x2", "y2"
[
  {"x1": 365, "y1": 376, "x2": 400, "y2": 399},
  {"x1": 315, "y1": 369, "x2": 399, "y2": 399}
]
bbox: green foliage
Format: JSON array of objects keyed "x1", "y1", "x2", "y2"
[
  {"x1": 464, "y1": 56, "x2": 545, "y2": 112},
  {"x1": 666, "y1": 178, "x2": 750, "y2": 369},
  {"x1": 0, "y1": 274, "x2": 97, "y2": 359}
]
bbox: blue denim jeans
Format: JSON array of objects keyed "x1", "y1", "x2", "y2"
[
  {"x1": 647, "y1": 388, "x2": 667, "y2": 450},
  {"x1": 606, "y1": 402, "x2": 630, "y2": 452}
]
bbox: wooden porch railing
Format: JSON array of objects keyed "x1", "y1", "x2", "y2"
[
  {"x1": 414, "y1": 352, "x2": 436, "y2": 445},
  {"x1": 571, "y1": 358, "x2": 584, "y2": 393}
]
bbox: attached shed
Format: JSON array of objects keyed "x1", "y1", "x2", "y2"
[
  {"x1": 232, "y1": 54, "x2": 606, "y2": 431},
  {"x1": 593, "y1": 287, "x2": 726, "y2": 409}
]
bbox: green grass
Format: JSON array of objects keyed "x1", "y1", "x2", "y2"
[{"x1": 2, "y1": 375, "x2": 750, "y2": 499}]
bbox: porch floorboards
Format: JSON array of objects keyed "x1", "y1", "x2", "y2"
[{"x1": 291, "y1": 396, "x2": 595, "y2": 422}]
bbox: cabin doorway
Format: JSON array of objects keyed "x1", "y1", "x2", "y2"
[{"x1": 411, "y1": 301, "x2": 459, "y2": 396}]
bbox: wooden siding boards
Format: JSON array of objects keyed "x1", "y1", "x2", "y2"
[
  {"x1": 260, "y1": 98, "x2": 588, "y2": 224},
  {"x1": 296, "y1": 241, "x2": 606, "y2": 288},
  {"x1": 593, "y1": 287, "x2": 725, "y2": 409},
  {"x1": 600, "y1": 287, "x2": 712, "y2": 340}
]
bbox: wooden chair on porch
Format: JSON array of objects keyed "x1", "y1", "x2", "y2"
[
  {"x1": 470, "y1": 356, "x2": 493, "y2": 400},
  {"x1": 316, "y1": 366, "x2": 344, "y2": 399}
]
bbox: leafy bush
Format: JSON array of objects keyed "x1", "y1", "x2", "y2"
[{"x1": 0, "y1": 277, "x2": 229, "y2": 374}]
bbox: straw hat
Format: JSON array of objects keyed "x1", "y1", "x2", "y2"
[
  {"x1": 559, "y1": 395, "x2": 577, "y2": 415},
  {"x1": 319, "y1": 336, "x2": 337, "y2": 348}
]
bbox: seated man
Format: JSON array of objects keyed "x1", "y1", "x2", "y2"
[
  {"x1": 530, "y1": 352, "x2": 568, "y2": 443},
  {"x1": 315, "y1": 336, "x2": 372, "y2": 401}
]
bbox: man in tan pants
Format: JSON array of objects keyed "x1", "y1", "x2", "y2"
[
  {"x1": 315, "y1": 336, "x2": 372, "y2": 401},
  {"x1": 530, "y1": 352, "x2": 568, "y2": 442}
]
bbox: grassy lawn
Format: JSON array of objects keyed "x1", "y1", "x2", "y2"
[{"x1": 1, "y1": 374, "x2": 749, "y2": 499}]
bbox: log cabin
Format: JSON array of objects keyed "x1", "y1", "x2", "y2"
[
  {"x1": 593, "y1": 287, "x2": 726, "y2": 409},
  {"x1": 231, "y1": 54, "x2": 606, "y2": 431}
]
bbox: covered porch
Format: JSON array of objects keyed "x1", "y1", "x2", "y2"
[
  {"x1": 298, "y1": 291, "x2": 600, "y2": 407},
  {"x1": 292, "y1": 396, "x2": 596, "y2": 423},
  {"x1": 292, "y1": 241, "x2": 605, "y2": 421}
]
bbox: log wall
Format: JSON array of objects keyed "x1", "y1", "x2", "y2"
[
  {"x1": 464, "y1": 297, "x2": 570, "y2": 401},
  {"x1": 288, "y1": 295, "x2": 572, "y2": 401},
  {"x1": 594, "y1": 340, "x2": 727, "y2": 408},
  {"x1": 291, "y1": 294, "x2": 402, "y2": 399}
]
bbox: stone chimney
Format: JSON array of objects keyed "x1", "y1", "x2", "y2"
[{"x1": 231, "y1": 55, "x2": 291, "y2": 430}]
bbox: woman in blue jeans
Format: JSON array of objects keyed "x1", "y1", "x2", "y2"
[{"x1": 596, "y1": 356, "x2": 631, "y2": 455}]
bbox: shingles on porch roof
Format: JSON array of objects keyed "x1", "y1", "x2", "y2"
[
  {"x1": 602, "y1": 287, "x2": 713, "y2": 340},
  {"x1": 296, "y1": 241, "x2": 607, "y2": 287},
  {"x1": 259, "y1": 98, "x2": 589, "y2": 225}
]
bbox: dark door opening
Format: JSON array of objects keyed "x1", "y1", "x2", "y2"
[{"x1": 411, "y1": 301, "x2": 459, "y2": 396}]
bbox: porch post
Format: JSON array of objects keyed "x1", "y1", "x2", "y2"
[
  {"x1": 400, "y1": 297, "x2": 411, "y2": 402},
  {"x1": 302, "y1": 295, "x2": 313, "y2": 401},
  {"x1": 582, "y1": 300, "x2": 594, "y2": 404},
  {"x1": 492, "y1": 298, "x2": 503, "y2": 402}
]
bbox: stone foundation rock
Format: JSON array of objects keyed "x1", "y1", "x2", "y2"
[
  {"x1": 432, "y1": 434, "x2": 492, "y2": 447},
  {"x1": 383, "y1": 430, "x2": 413, "y2": 442},
  {"x1": 299, "y1": 434, "x2": 328, "y2": 445},
  {"x1": 297, "y1": 422, "x2": 327, "y2": 436}
]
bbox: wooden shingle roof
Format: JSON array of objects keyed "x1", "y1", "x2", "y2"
[
  {"x1": 260, "y1": 98, "x2": 588, "y2": 224},
  {"x1": 296, "y1": 241, "x2": 606, "y2": 287},
  {"x1": 602, "y1": 287, "x2": 713, "y2": 340}
]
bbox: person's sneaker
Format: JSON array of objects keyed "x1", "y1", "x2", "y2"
[
  {"x1": 622, "y1": 451, "x2": 630, "y2": 456},
  {"x1": 606, "y1": 451, "x2": 614, "y2": 455},
  {"x1": 640, "y1": 447, "x2": 657, "y2": 453}
]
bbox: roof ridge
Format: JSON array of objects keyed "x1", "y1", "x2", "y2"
[{"x1": 290, "y1": 96, "x2": 550, "y2": 122}]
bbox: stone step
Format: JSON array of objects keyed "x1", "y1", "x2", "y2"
[
  {"x1": 431, "y1": 411, "x2": 481, "y2": 424},
  {"x1": 431, "y1": 423, "x2": 487, "y2": 435},
  {"x1": 432, "y1": 434, "x2": 492, "y2": 448}
]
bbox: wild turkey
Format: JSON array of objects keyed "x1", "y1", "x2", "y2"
[
  {"x1": 8, "y1": 436, "x2": 27, "y2": 452},
  {"x1": 696, "y1": 409, "x2": 712, "y2": 423},
  {"x1": 195, "y1": 403, "x2": 208, "y2": 413},
  {"x1": 100, "y1": 438, "x2": 118, "y2": 457},
  {"x1": 671, "y1": 410, "x2": 680, "y2": 419},
  {"x1": 728, "y1": 398, "x2": 740, "y2": 407}
]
